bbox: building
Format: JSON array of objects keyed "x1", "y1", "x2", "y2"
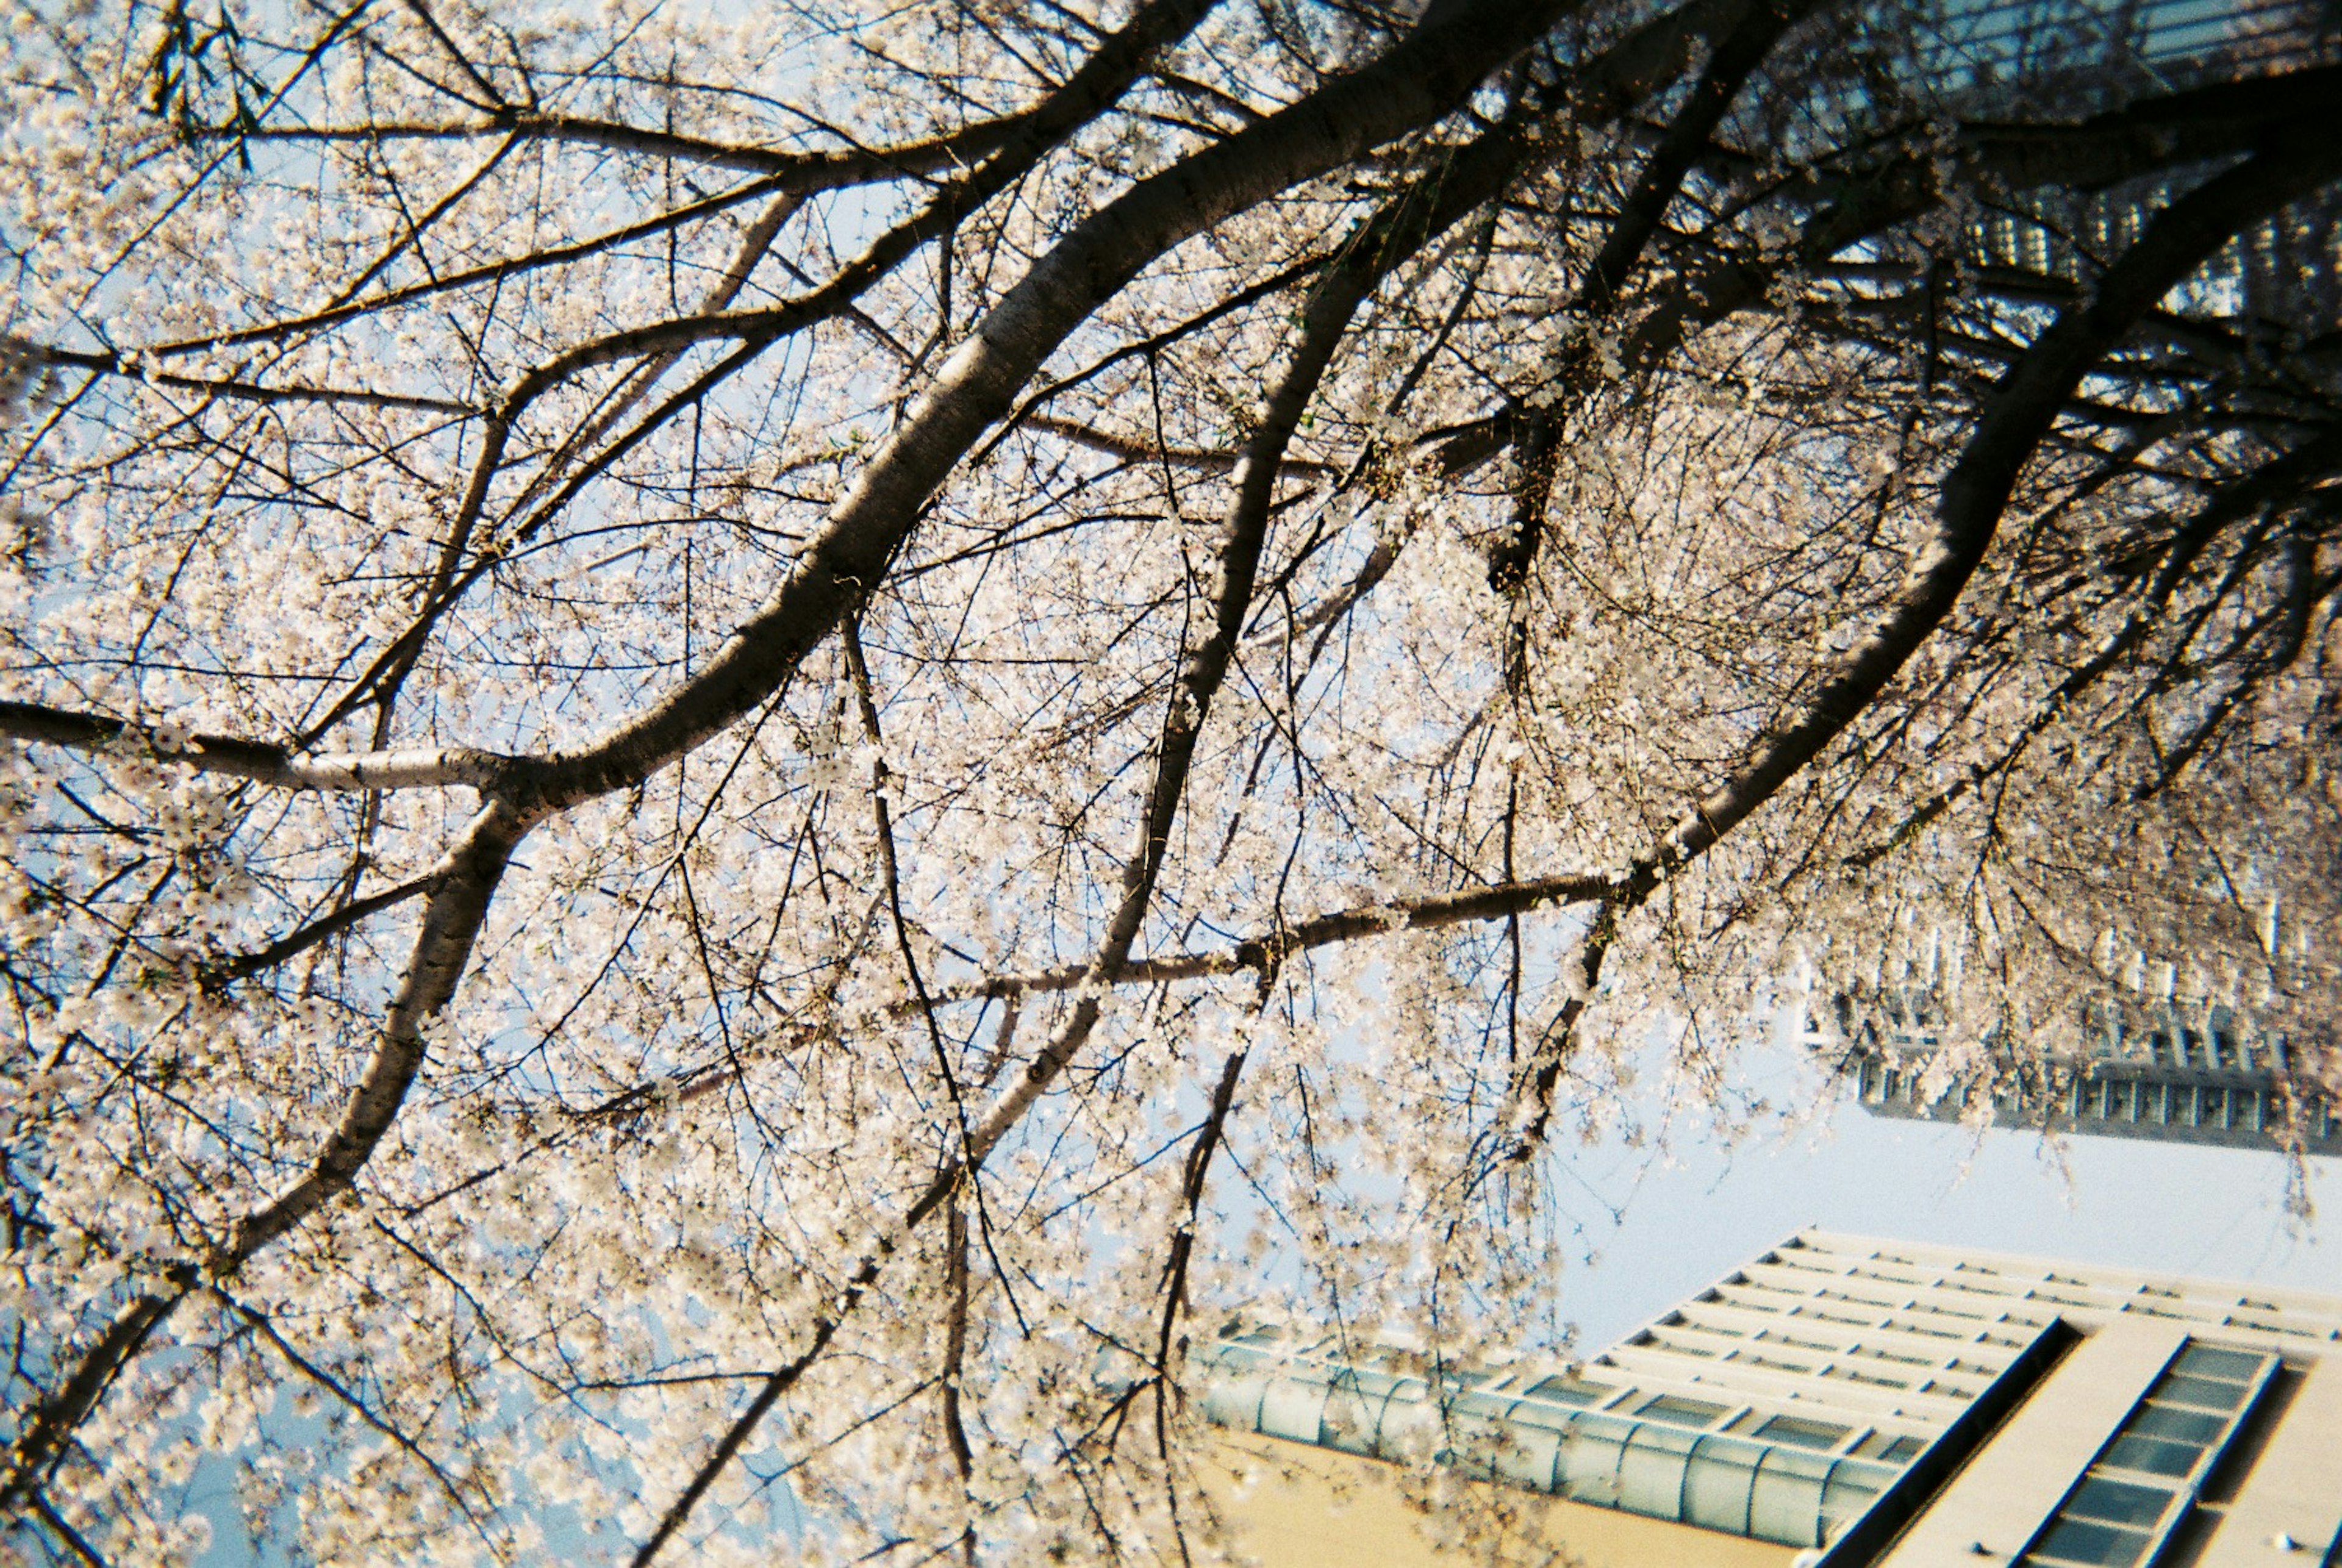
[
  {"x1": 1821, "y1": 989, "x2": 2342, "y2": 1158},
  {"x1": 1194, "y1": 1229, "x2": 2342, "y2": 1566},
  {"x1": 1925, "y1": 0, "x2": 2342, "y2": 323}
]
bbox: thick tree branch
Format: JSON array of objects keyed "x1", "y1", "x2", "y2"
[
  {"x1": 521, "y1": 0, "x2": 1573, "y2": 819},
  {"x1": 0, "y1": 700, "x2": 514, "y2": 791},
  {"x1": 1666, "y1": 128, "x2": 2342, "y2": 868},
  {"x1": 0, "y1": 804, "x2": 525, "y2": 1509},
  {"x1": 626, "y1": 20, "x2": 1574, "y2": 1549},
  {"x1": 1427, "y1": 63, "x2": 2342, "y2": 476},
  {"x1": 301, "y1": 0, "x2": 1227, "y2": 747},
  {"x1": 221, "y1": 106, "x2": 1032, "y2": 178}
]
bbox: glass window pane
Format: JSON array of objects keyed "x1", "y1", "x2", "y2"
[
  {"x1": 1636, "y1": 1393, "x2": 1730, "y2": 1428},
  {"x1": 2028, "y1": 1519, "x2": 2151, "y2": 1567},
  {"x1": 1524, "y1": 1375, "x2": 1608, "y2": 1407},
  {"x1": 1855, "y1": 1430, "x2": 1930, "y2": 1462},
  {"x1": 2063, "y1": 1477, "x2": 2172, "y2": 1528},
  {"x1": 2154, "y1": 1373, "x2": 2247, "y2": 1411},
  {"x1": 2127, "y1": 1405, "x2": 2223, "y2": 1444},
  {"x1": 1681, "y1": 1437, "x2": 1757, "y2": 1533},
  {"x1": 2172, "y1": 1345, "x2": 2264, "y2": 1383},
  {"x1": 2102, "y1": 1434, "x2": 2200, "y2": 1478},
  {"x1": 1332, "y1": 1368, "x2": 1405, "y2": 1398},
  {"x1": 1617, "y1": 1425, "x2": 1699, "y2": 1518},
  {"x1": 1558, "y1": 1425, "x2": 1628, "y2": 1504},
  {"x1": 1198, "y1": 1372, "x2": 1269, "y2": 1431},
  {"x1": 1317, "y1": 1385, "x2": 1380, "y2": 1453},
  {"x1": 1821, "y1": 1460, "x2": 1885, "y2": 1524},
  {"x1": 1755, "y1": 1414, "x2": 1850, "y2": 1450},
  {"x1": 1439, "y1": 1419, "x2": 1506, "y2": 1481},
  {"x1": 1258, "y1": 1376, "x2": 1331, "y2": 1442},
  {"x1": 1450, "y1": 1389, "x2": 1521, "y2": 1422},
  {"x1": 1491, "y1": 1422, "x2": 1563, "y2": 1491},
  {"x1": 1375, "y1": 1397, "x2": 1437, "y2": 1464},
  {"x1": 1749, "y1": 1450, "x2": 1830, "y2": 1548},
  {"x1": 1511, "y1": 1400, "x2": 1579, "y2": 1435}
]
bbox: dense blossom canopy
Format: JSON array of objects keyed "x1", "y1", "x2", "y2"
[{"x1": 0, "y1": 0, "x2": 2336, "y2": 1559}]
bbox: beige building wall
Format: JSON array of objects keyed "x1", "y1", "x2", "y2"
[
  {"x1": 1189, "y1": 1233, "x2": 2342, "y2": 1568},
  {"x1": 2188, "y1": 1355, "x2": 2342, "y2": 1566},
  {"x1": 1199, "y1": 1432, "x2": 1799, "y2": 1568},
  {"x1": 1872, "y1": 1322, "x2": 2182, "y2": 1566}
]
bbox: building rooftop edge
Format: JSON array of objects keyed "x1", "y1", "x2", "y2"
[{"x1": 1787, "y1": 1225, "x2": 2342, "y2": 1312}]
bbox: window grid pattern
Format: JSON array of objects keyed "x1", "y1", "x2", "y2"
[
  {"x1": 1794, "y1": 1231, "x2": 2342, "y2": 1350},
  {"x1": 1921, "y1": 0, "x2": 2335, "y2": 106},
  {"x1": 1851, "y1": 1056, "x2": 2341, "y2": 1151},
  {"x1": 1197, "y1": 1236, "x2": 2075, "y2": 1551},
  {"x1": 2014, "y1": 1343, "x2": 2278, "y2": 1568},
  {"x1": 1194, "y1": 1330, "x2": 1917, "y2": 1548},
  {"x1": 1825, "y1": 990, "x2": 2342, "y2": 1156},
  {"x1": 1197, "y1": 1233, "x2": 2340, "y2": 1557}
]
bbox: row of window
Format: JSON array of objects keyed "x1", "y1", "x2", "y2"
[
  {"x1": 2016, "y1": 1342, "x2": 2275, "y2": 1568},
  {"x1": 1683, "y1": 1296, "x2": 2027, "y2": 1361},
  {"x1": 2075, "y1": 1002, "x2": 2286, "y2": 1073},
  {"x1": 1783, "y1": 1243, "x2": 2342, "y2": 1344},
  {"x1": 2092, "y1": 1026, "x2": 2279, "y2": 1073},
  {"x1": 1851, "y1": 1056, "x2": 2340, "y2": 1144},
  {"x1": 1833, "y1": 1245, "x2": 2312, "y2": 1314},
  {"x1": 1837, "y1": 993, "x2": 2304, "y2": 1078},
  {"x1": 1195, "y1": 1331, "x2": 1936, "y2": 1547},
  {"x1": 1748, "y1": 1259, "x2": 2059, "y2": 1337},
  {"x1": 1627, "y1": 1324, "x2": 1990, "y2": 1402},
  {"x1": 1606, "y1": 1392, "x2": 1905, "y2": 1457}
]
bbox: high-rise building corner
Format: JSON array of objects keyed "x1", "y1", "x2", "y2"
[{"x1": 1193, "y1": 1229, "x2": 2342, "y2": 1566}]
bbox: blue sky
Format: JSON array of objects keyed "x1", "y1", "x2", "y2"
[{"x1": 1547, "y1": 1034, "x2": 2340, "y2": 1355}]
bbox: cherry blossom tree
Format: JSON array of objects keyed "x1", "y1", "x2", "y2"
[{"x1": 0, "y1": 0, "x2": 2335, "y2": 1559}]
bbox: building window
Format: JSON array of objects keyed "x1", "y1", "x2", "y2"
[
  {"x1": 1737, "y1": 1351, "x2": 1816, "y2": 1375},
  {"x1": 2016, "y1": 1341, "x2": 2276, "y2": 1568},
  {"x1": 1828, "y1": 1365, "x2": 1911, "y2": 1390},
  {"x1": 1752, "y1": 1414, "x2": 1849, "y2": 1451},
  {"x1": 1634, "y1": 1393, "x2": 1730, "y2": 1428},
  {"x1": 1520, "y1": 1375, "x2": 1608, "y2": 1408}
]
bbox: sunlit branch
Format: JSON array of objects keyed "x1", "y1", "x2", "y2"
[
  {"x1": 299, "y1": 0, "x2": 1227, "y2": 748},
  {"x1": 215, "y1": 105, "x2": 1034, "y2": 177},
  {"x1": 1666, "y1": 127, "x2": 2342, "y2": 870},
  {"x1": 13, "y1": 348, "x2": 477, "y2": 413},
  {"x1": 0, "y1": 700, "x2": 514, "y2": 791},
  {"x1": 518, "y1": 0, "x2": 1569, "y2": 820},
  {"x1": 628, "y1": 7, "x2": 1574, "y2": 1550},
  {"x1": 206, "y1": 873, "x2": 437, "y2": 984}
]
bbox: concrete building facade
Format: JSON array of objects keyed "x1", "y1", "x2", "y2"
[
  {"x1": 1822, "y1": 990, "x2": 2342, "y2": 1158},
  {"x1": 1195, "y1": 1230, "x2": 2342, "y2": 1567}
]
